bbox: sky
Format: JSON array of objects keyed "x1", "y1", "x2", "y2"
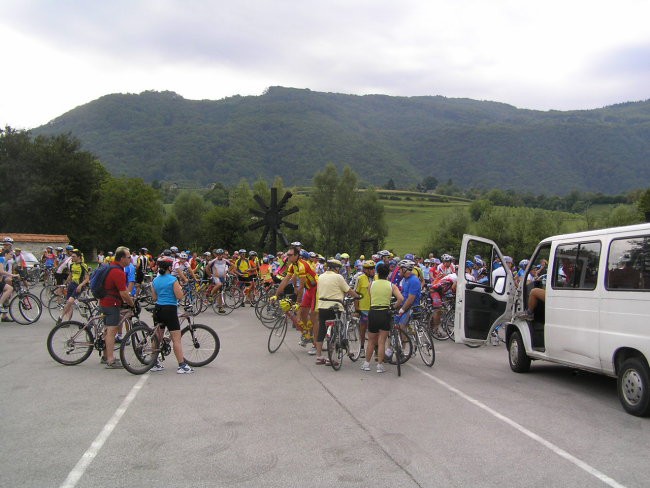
[{"x1": 1, "y1": 0, "x2": 649, "y2": 129}]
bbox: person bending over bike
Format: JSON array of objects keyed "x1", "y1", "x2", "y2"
[{"x1": 151, "y1": 257, "x2": 193, "y2": 374}]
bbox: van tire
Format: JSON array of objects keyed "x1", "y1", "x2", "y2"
[
  {"x1": 508, "y1": 331, "x2": 531, "y2": 373},
  {"x1": 617, "y1": 358, "x2": 650, "y2": 417}
]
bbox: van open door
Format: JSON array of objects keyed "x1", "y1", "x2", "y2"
[{"x1": 455, "y1": 235, "x2": 515, "y2": 346}]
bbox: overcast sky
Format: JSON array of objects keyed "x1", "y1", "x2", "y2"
[{"x1": 1, "y1": 0, "x2": 649, "y2": 129}]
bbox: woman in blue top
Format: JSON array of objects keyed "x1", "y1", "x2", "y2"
[{"x1": 151, "y1": 257, "x2": 194, "y2": 374}]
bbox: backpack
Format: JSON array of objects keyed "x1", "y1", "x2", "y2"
[{"x1": 90, "y1": 263, "x2": 120, "y2": 299}]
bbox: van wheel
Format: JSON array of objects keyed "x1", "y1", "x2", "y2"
[
  {"x1": 617, "y1": 358, "x2": 650, "y2": 417},
  {"x1": 508, "y1": 331, "x2": 530, "y2": 373}
]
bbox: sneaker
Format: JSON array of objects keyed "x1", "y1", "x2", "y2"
[
  {"x1": 1, "y1": 316, "x2": 14, "y2": 323},
  {"x1": 307, "y1": 346, "x2": 317, "y2": 355},
  {"x1": 218, "y1": 308, "x2": 226, "y2": 314},
  {"x1": 115, "y1": 334, "x2": 123, "y2": 343},
  {"x1": 150, "y1": 361, "x2": 165, "y2": 372},
  {"x1": 360, "y1": 361, "x2": 371, "y2": 371},
  {"x1": 100, "y1": 356, "x2": 107, "y2": 365},
  {"x1": 0, "y1": 306, "x2": 7, "y2": 313},
  {"x1": 105, "y1": 359, "x2": 123, "y2": 369},
  {"x1": 177, "y1": 363, "x2": 194, "y2": 374},
  {"x1": 315, "y1": 356, "x2": 326, "y2": 365},
  {"x1": 325, "y1": 358, "x2": 339, "y2": 367},
  {"x1": 377, "y1": 363, "x2": 386, "y2": 373},
  {"x1": 298, "y1": 336, "x2": 310, "y2": 347},
  {"x1": 385, "y1": 347, "x2": 393, "y2": 359},
  {"x1": 515, "y1": 310, "x2": 534, "y2": 321},
  {"x1": 359, "y1": 347, "x2": 365, "y2": 357}
]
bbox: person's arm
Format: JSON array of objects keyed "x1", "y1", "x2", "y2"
[
  {"x1": 119, "y1": 289, "x2": 135, "y2": 307},
  {"x1": 392, "y1": 284, "x2": 404, "y2": 308},
  {"x1": 399, "y1": 293, "x2": 416, "y2": 314},
  {"x1": 173, "y1": 279, "x2": 184, "y2": 300},
  {"x1": 274, "y1": 272, "x2": 293, "y2": 297}
]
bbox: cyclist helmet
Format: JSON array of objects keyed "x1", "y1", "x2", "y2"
[
  {"x1": 3, "y1": 237, "x2": 13, "y2": 243},
  {"x1": 178, "y1": 252, "x2": 188, "y2": 259},
  {"x1": 215, "y1": 248, "x2": 224, "y2": 255},
  {"x1": 362, "y1": 260, "x2": 375, "y2": 269},
  {"x1": 309, "y1": 251, "x2": 317, "y2": 258},
  {"x1": 290, "y1": 241, "x2": 302, "y2": 247},
  {"x1": 66, "y1": 245, "x2": 74, "y2": 251},
  {"x1": 141, "y1": 247, "x2": 148, "y2": 253},
  {"x1": 46, "y1": 245, "x2": 53, "y2": 250},
  {"x1": 519, "y1": 259, "x2": 530, "y2": 269},
  {"x1": 203, "y1": 251, "x2": 211, "y2": 256},
  {"x1": 300, "y1": 249, "x2": 310, "y2": 259},
  {"x1": 398, "y1": 259, "x2": 415, "y2": 271},
  {"x1": 340, "y1": 253, "x2": 350, "y2": 259},
  {"x1": 238, "y1": 249, "x2": 246, "y2": 254},
  {"x1": 474, "y1": 257, "x2": 484, "y2": 267},
  {"x1": 263, "y1": 256, "x2": 269, "y2": 263},
  {"x1": 157, "y1": 256, "x2": 174, "y2": 271},
  {"x1": 162, "y1": 248, "x2": 172, "y2": 256},
  {"x1": 404, "y1": 253, "x2": 415, "y2": 260},
  {"x1": 327, "y1": 258, "x2": 343, "y2": 268},
  {"x1": 378, "y1": 250, "x2": 390, "y2": 257},
  {"x1": 170, "y1": 246, "x2": 179, "y2": 252},
  {"x1": 423, "y1": 258, "x2": 430, "y2": 264},
  {"x1": 503, "y1": 256, "x2": 513, "y2": 264},
  {"x1": 249, "y1": 251, "x2": 257, "y2": 256},
  {"x1": 107, "y1": 251, "x2": 114, "y2": 256},
  {"x1": 441, "y1": 253, "x2": 453, "y2": 262},
  {"x1": 466, "y1": 260, "x2": 475, "y2": 268}
]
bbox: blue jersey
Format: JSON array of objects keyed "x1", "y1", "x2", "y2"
[{"x1": 401, "y1": 274, "x2": 421, "y2": 307}]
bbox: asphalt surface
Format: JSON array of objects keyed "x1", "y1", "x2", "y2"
[{"x1": 1, "y1": 299, "x2": 649, "y2": 488}]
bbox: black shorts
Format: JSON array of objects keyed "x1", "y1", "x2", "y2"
[
  {"x1": 153, "y1": 304, "x2": 180, "y2": 331},
  {"x1": 54, "y1": 272, "x2": 66, "y2": 285},
  {"x1": 317, "y1": 308, "x2": 337, "y2": 342},
  {"x1": 100, "y1": 305, "x2": 121, "y2": 327},
  {"x1": 136, "y1": 269, "x2": 144, "y2": 284},
  {"x1": 368, "y1": 308, "x2": 391, "y2": 333}
]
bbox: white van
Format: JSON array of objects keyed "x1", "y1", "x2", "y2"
[{"x1": 455, "y1": 223, "x2": 650, "y2": 416}]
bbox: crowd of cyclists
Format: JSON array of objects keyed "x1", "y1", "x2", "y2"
[{"x1": 1, "y1": 234, "x2": 528, "y2": 374}]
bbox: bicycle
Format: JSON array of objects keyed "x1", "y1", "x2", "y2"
[
  {"x1": 119, "y1": 306, "x2": 220, "y2": 374},
  {"x1": 267, "y1": 297, "x2": 300, "y2": 353},
  {"x1": 320, "y1": 296, "x2": 362, "y2": 371},
  {"x1": 47, "y1": 306, "x2": 143, "y2": 365},
  {"x1": 405, "y1": 308, "x2": 435, "y2": 367},
  {"x1": 6, "y1": 277, "x2": 43, "y2": 324},
  {"x1": 47, "y1": 289, "x2": 98, "y2": 321},
  {"x1": 387, "y1": 310, "x2": 413, "y2": 377}
]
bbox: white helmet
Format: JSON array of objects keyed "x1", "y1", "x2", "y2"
[
  {"x1": 3, "y1": 237, "x2": 13, "y2": 243},
  {"x1": 179, "y1": 252, "x2": 188, "y2": 259}
]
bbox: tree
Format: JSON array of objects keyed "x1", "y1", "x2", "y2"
[
  {"x1": 419, "y1": 176, "x2": 438, "y2": 192},
  {"x1": 306, "y1": 164, "x2": 386, "y2": 256},
  {"x1": 171, "y1": 191, "x2": 212, "y2": 249},
  {"x1": 95, "y1": 177, "x2": 164, "y2": 252},
  {"x1": 384, "y1": 178, "x2": 396, "y2": 190},
  {"x1": 638, "y1": 188, "x2": 650, "y2": 222}
]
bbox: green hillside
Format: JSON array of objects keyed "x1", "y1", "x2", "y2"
[{"x1": 32, "y1": 87, "x2": 650, "y2": 194}]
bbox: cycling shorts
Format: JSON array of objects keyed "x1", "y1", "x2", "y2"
[
  {"x1": 65, "y1": 282, "x2": 82, "y2": 299},
  {"x1": 153, "y1": 304, "x2": 180, "y2": 331},
  {"x1": 368, "y1": 309, "x2": 391, "y2": 333},
  {"x1": 300, "y1": 286, "x2": 316, "y2": 311}
]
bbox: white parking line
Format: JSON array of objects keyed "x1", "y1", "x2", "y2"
[
  {"x1": 59, "y1": 375, "x2": 149, "y2": 488},
  {"x1": 409, "y1": 365, "x2": 626, "y2": 488}
]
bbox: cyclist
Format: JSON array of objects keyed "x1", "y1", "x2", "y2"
[
  {"x1": 58, "y1": 249, "x2": 90, "y2": 323},
  {"x1": 314, "y1": 258, "x2": 359, "y2": 366},
  {"x1": 386, "y1": 259, "x2": 420, "y2": 360},
  {"x1": 42, "y1": 246, "x2": 57, "y2": 279},
  {"x1": 172, "y1": 252, "x2": 196, "y2": 285},
  {"x1": 0, "y1": 252, "x2": 18, "y2": 322},
  {"x1": 206, "y1": 249, "x2": 231, "y2": 314},
  {"x1": 234, "y1": 249, "x2": 254, "y2": 305},
  {"x1": 150, "y1": 257, "x2": 194, "y2": 374},
  {"x1": 135, "y1": 248, "x2": 150, "y2": 297},
  {"x1": 273, "y1": 245, "x2": 319, "y2": 351},
  {"x1": 361, "y1": 262, "x2": 403, "y2": 373},
  {"x1": 354, "y1": 260, "x2": 375, "y2": 356}
]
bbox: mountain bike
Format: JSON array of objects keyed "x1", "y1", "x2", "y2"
[
  {"x1": 120, "y1": 306, "x2": 220, "y2": 374},
  {"x1": 7, "y1": 277, "x2": 42, "y2": 324},
  {"x1": 387, "y1": 310, "x2": 413, "y2": 377},
  {"x1": 267, "y1": 298, "x2": 300, "y2": 353},
  {"x1": 320, "y1": 296, "x2": 362, "y2": 371},
  {"x1": 405, "y1": 308, "x2": 435, "y2": 367},
  {"x1": 47, "y1": 306, "x2": 143, "y2": 365}
]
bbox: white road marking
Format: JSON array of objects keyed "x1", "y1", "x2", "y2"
[
  {"x1": 59, "y1": 375, "x2": 149, "y2": 488},
  {"x1": 409, "y1": 365, "x2": 627, "y2": 488}
]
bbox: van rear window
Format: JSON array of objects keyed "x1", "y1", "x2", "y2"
[
  {"x1": 606, "y1": 236, "x2": 650, "y2": 291},
  {"x1": 552, "y1": 242, "x2": 601, "y2": 290}
]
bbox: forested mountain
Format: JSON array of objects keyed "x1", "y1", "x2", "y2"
[{"x1": 33, "y1": 87, "x2": 650, "y2": 194}]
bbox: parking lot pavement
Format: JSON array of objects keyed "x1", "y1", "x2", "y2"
[{"x1": 1, "y1": 304, "x2": 649, "y2": 488}]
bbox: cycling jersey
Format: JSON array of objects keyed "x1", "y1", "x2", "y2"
[
  {"x1": 209, "y1": 258, "x2": 230, "y2": 278},
  {"x1": 69, "y1": 262, "x2": 89, "y2": 284},
  {"x1": 286, "y1": 258, "x2": 318, "y2": 290},
  {"x1": 235, "y1": 257, "x2": 251, "y2": 277}
]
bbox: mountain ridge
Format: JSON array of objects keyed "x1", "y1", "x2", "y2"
[{"x1": 33, "y1": 86, "x2": 650, "y2": 194}]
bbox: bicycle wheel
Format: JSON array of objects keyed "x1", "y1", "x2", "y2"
[
  {"x1": 393, "y1": 329, "x2": 402, "y2": 377},
  {"x1": 47, "y1": 320, "x2": 94, "y2": 365},
  {"x1": 387, "y1": 329, "x2": 413, "y2": 367},
  {"x1": 47, "y1": 294, "x2": 66, "y2": 321},
  {"x1": 346, "y1": 320, "x2": 361, "y2": 362},
  {"x1": 442, "y1": 308, "x2": 455, "y2": 341},
  {"x1": 223, "y1": 287, "x2": 244, "y2": 311},
  {"x1": 326, "y1": 323, "x2": 343, "y2": 371},
  {"x1": 181, "y1": 324, "x2": 220, "y2": 366},
  {"x1": 10, "y1": 293, "x2": 42, "y2": 324},
  {"x1": 257, "y1": 299, "x2": 281, "y2": 327},
  {"x1": 120, "y1": 325, "x2": 159, "y2": 375},
  {"x1": 416, "y1": 325, "x2": 436, "y2": 367},
  {"x1": 268, "y1": 316, "x2": 288, "y2": 353},
  {"x1": 39, "y1": 284, "x2": 57, "y2": 303}
]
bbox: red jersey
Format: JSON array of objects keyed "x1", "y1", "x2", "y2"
[{"x1": 99, "y1": 266, "x2": 127, "y2": 307}]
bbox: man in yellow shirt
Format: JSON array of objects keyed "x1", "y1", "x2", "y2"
[{"x1": 355, "y1": 260, "x2": 375, "y2": 356}]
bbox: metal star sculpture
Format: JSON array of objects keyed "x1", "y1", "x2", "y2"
[{"x1": 249, "y1": 188, "x2": 298, "y2": 255}]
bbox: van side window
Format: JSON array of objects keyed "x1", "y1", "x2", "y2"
[
  {"x1": 552, "y1": 242, "x2": 601, "y2": 290},
  {"x1": 606, "y1": 236, "x2": 650, "y2": 291}
]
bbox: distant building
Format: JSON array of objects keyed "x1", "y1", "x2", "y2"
[{"x1": 2, "y1": 233, "x2": 70, "y2": 254}]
